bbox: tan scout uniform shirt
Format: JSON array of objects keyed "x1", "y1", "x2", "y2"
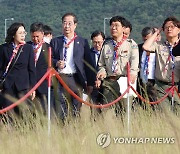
[
  {"x1": 98, "y1": 39, "x2": 139, "y2": 78},
  {"x1": 150, "y1": 42, "x2": 180, "y2": 83}
]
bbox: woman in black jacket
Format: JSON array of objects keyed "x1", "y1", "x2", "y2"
[{"x1": 0, "y1": 22, "x2": 36, "y2": 115}]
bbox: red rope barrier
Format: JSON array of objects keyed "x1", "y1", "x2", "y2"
[
  {"x1": 1, "y1": 58, "x2": 178, "y2": 112},
  {"x1": 130, "y1": 85, "x2": 175, "y2": 104},
  {"x1": 0, "y1": 69, "x2": 52, "y2": 114},
  {"x1": 53, "y1": 69, "x2": 130, "y2": 108}
]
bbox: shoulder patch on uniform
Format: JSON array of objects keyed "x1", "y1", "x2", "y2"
[
  {"x1": 127, "y1": 39, "x2": 132, "y2": 43},
  {"x1": 131, "y1": 44, "x2": 138, "y2": 49},
  {"x1": 127, "y1": 39, "x2": 138, "y2": 49}
]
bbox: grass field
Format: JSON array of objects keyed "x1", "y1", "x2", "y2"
[{"x1": 0, "y1": 103, "x2": 180, "y2": 154}]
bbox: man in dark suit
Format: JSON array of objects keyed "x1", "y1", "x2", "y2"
[
  {"x1": 50, "y1": 12, "x2": 92, "y2": 120},
  {"x1": 87, "y1": 30, "x2": 105, "y2": 116},
  {"x1": 27, "y1": 22, "x2": 50, "y2": 113}
]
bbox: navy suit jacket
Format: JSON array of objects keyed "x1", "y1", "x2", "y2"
[
  {"x1": 27, "y1": 41, "x2": 49, "y2": 94},
  {"x1": 0, "y1": 43, "x2": 36, "y2": 91},
  {"x1": 50, "y1": 35, "x2": 93, "y2": 89},
  {"x1": 88, "y1": 48, "x2": 100, "y2": 86}
]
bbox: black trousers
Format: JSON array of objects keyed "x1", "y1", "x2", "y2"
[
  {"x1": 101, "y1": 79, "x2": 125, "y2": 116},
  {"x1": 56, "y1": 74, "x2": 82, "y2": 121},
  {"x1": 0, "y1": 83, "x2": 31, "y2": 122},
  {"x1": 90, "y1": 86, "x2": 103, "y2": 115},
  {"x1": 136, "y1": 78, "x2": 158, "y2": 110}
]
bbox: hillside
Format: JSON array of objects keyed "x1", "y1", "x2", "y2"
[{"x1": 0, "y1": 0, "x2": 179, "y2": 43}]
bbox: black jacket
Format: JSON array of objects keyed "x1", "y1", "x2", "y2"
[
  {"x1": 0, "y1": 43, "x2": 36, "y2": 91},
  {"x1": 27, "y1": 41, "x2": 49, "y2": 94}
]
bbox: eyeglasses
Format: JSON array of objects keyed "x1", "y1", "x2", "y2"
[
  {"x1": 164, "y1": 25, "x2": 177, "y2": 30},
  {"x1": 62, "y1": 21, "x2": 74, "y2": 27},
  {"x1": 110, "y1": 24, "x2": 122, "y2": 28},
  {"x1": 17, "y1": 31, "x2": 27, "y2": 35},
  {"x1": 93, "y1": 41, "x2": 103, "y2": 45}
]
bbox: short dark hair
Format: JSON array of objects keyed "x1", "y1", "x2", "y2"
[
  {"x1": 91, "y1": 30, "x2": 105, "y2": 40},
  {"x1": 5, "y1": 22, "x2": 25, "y2": 43},
  {"x1": 30, "y1": 22, "x2": 44, "y2": 33},
  {"x1": 162, "y1": 16, "x2": 180, "y2": 30},
  {"x1": 43, "y1": 25, "x2": 53, "y2": 35},
  {"x1": 141, "y1": 27, "x2": 155, "y2": 37},
  {"x1": 62, "y1": 12, "x2": 78, "y2": 24},
  {"x1": 109, "y1": 16, "x2": 126, "y2": 26},
  {"x1": 124, "y1": 19, "x2": 132, "y2": 32}
]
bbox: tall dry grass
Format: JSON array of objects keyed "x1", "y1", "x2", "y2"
[{"x1": 0, "y1": 103, "x2": 180, "y2": 154}]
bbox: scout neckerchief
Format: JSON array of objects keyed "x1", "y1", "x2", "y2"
[
  {"x1": 63, "y1": 33, "x2": 77, "y2": 68},
  {"x1": 164, "y1": 39, "x2": 179, "y2": 87},
  {"x1": 142, "y1": 51, "x2": 150, "y2": 83},
  {"x1": 2, "y1": 42, "x2": 24, "y2": 78},
  {"x1": 33, "y1": 41, "x2": 44, "y2": 65},
  {"x1": 111, "y1": 35, "x2": 126, "y2": 73},
  {"x1": 164, "y1": 39, "x2": 179, "y2": 72}
]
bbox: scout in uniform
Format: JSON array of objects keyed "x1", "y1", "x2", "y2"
[
  {"x1": 96, "y1": 16, "x2": 139, "y2": 116},
  {"x1": 143, "y1": 16, "x2": 180, "y2": 113}
]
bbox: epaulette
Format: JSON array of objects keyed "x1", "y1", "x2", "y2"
[
  {"x1": 127, "y1": 38, "x2": 133, "y2": 43},
  {"x1": 127, "y1": 38, "x2": 138, "y2": 49}
]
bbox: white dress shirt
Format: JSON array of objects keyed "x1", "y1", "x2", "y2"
[
  {"x1": 59, "y1": 36, "x2": 76, "y2": 74},
  {"x1": 33, "y1": 43, "x2": 42, "y2": 66},
  {"x1": 141, "y1": 51, "x2": 156, "y2": 79}
]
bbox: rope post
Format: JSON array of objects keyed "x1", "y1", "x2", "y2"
[
  {"x1": 127, "y1": 62, "x2": 130, "y2": 134},
  {"x1": 47, "y1": 47, "x2": 52, "y2": 135}
]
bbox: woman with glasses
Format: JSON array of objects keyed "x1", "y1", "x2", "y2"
[{"x1": 0, "y1": 22, "x2": 36, "y2": 118}]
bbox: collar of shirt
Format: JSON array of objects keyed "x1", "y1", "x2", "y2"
[
  {"x1": 32, "y1": 43, "x2": 37, "y2": 50},
  {"x1": 12, "y1": 42, "x2": 16, "y2": 49},
  {"x1": 165, "y1": 38, "x2": 179, "y2": 48},
  {"x1": 63, "y1": 35, "x2": 76, "y2": 43},
  {"x1": 92, "y1": 48, "x2": 100, "y2": 56}
]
